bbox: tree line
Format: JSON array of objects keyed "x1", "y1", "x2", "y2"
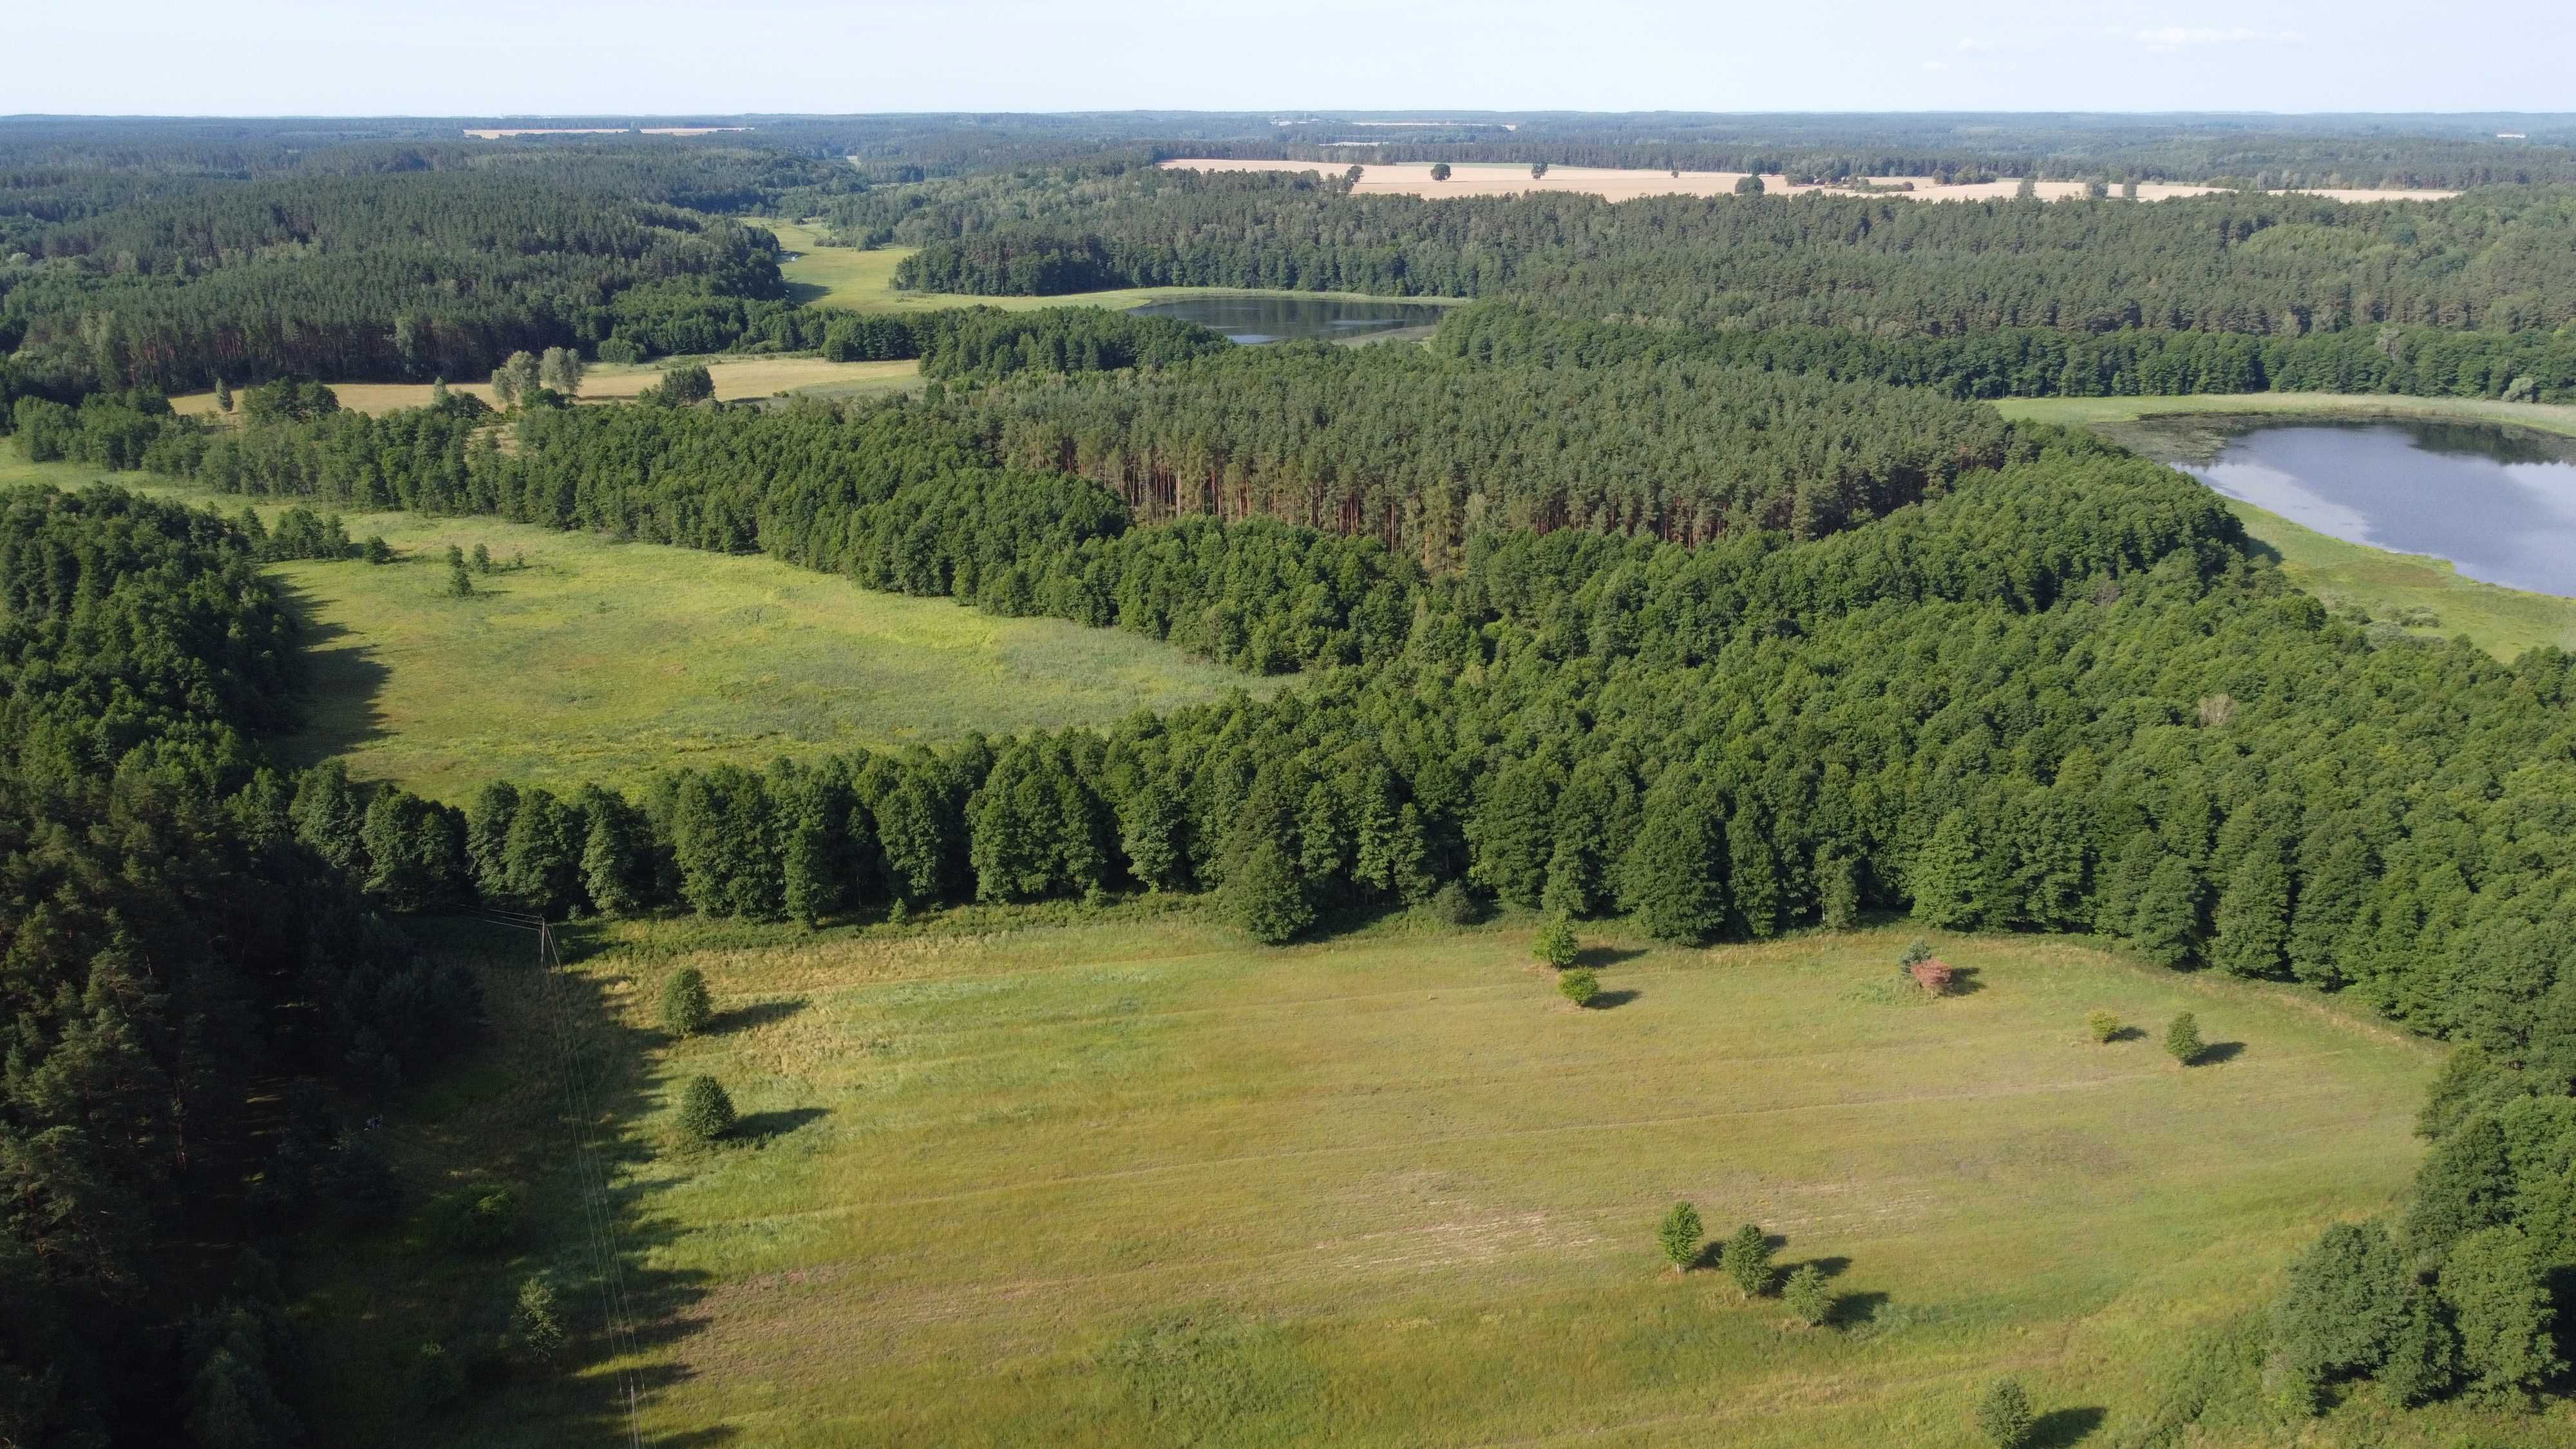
[{"x1": 0, "y1": 486, "x2": 479, "y2": 1447}]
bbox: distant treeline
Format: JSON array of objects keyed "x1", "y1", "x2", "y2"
[
  {"x1": 1433, "y1": 303, "x2": 2576, "y2": 402},
  {"x1": 866, "y1": 169, "x2": 2576, "y2": 339}
]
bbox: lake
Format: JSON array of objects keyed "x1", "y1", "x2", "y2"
[
  {"x1": 2183, "y1": 420, "x2": 2576, "y2": 596},
  {"x1": 1129, "y1": 294, "x2": 1450, "y2": 344}
]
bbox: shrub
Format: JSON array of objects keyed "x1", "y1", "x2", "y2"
[
  {"x1": 1783, "y1": 1263, "x2": 1830, "y2": 1326},
  {"x1": 1721, "y1": 1222, "x2": 1774, "y2": 1298},
  {"x1": 2165, "y1": 1012, "x2": 2204, "y2": 1066},
  {"x1": 1975, "y1": 1377, "x2": 2034, "y2": 1448},
  {"x1": 410, "y1": 1342, "x2": 464, "y2": 1410},
  {"x1": 361, "y1": 535, "x2": 393, "y2": 564},
  {"x1": 1532, "y1": 914, "x2": 1578, "y2": 969},
  {"x1": 2438, "y1": 1226, "x2": 2563, "y2": 1408},
  {"x1": 678, "y1": 1075, "x2": 736, "y2": 1141},
  {"x1": 1432, "y1": 880, "x2": 1482, "y2": 926},
  {"x1": 1899, "y1": 937, "x2": 1933, "y2": 968},
  {"x1": 660, "y1": 967, "x2": 714, "y2": 1037},
  {"x1": 515, "y1": 1276, "x2": 566, "y2": 1364},
  {"x1": 1656, "y1": 1200, "x2": 1703, "y2": 1273},
  {"x1": 1558, "y1": 968, "x2": 1600, "y2": 1007},
  {"x1": 2087, "y1": 1009, "x2": 2122, "y2": 1043},
  {"x1": 422, "y1": 1184, "x2": 521, "y2": 1253},
  {"x1": 1229, "y1": 839, "x2": 1316, "y2": 944}
]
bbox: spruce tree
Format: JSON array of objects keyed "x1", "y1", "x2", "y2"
[
  {"x1": 1721, "y1": 1223, "x2": 1773, "y2": 1298},
  {"x1": 1974, "y1": 1378, "x2": 2034, "y2": 1448},
  {"x1": 1910, "y1": 810, "x2": 1986, "y2": 930},
  {"x1": 1533, "y1": 914, "x2": 1578, "y2": 969},
  {"x1": 1229, "y1": 839, "x2": 1314, "y2": 944},
  {"x1": 2402, "y1": 1114, "x2": 2512, "y2": 1267},
  {"x1": 515, "y1": 1276, "x2": 565, "y2": 1363},
  {"x1": 1783, "y1": 1263, "x2": 1830, "y2": 1326},
  {"x1": 660, "y1": 967, "x2": 713, "y2": 1037},
  {"x1": 289, "y1": 762, "x2": 368, "y2": 876},
  {"x1": 2272, "y1": 1220, "x2": 2409, "y2": 1380},
  {"x1": 1624, "y1": 768, "x2": 1728, "y2": 944},
  {"x1": 576, "y1": 786, "x2": 643, "y2": 916},
  {"x1": 1656, "y1": 1201, "x2": 1702, "y2": 1273},
  {"x1": 677, "y1": 1075, "x2": 735, "y2": 1142},
  {"x1": 1817, "y1": 850, "x2": 1861, "y2": 931},
  {"x1": 2163, "y1": 1012, "x2": 2203, "y2": 1066},
  {"x1": 2130, "y1": 856, "x2": 2204, "y2": 967},
  {"x1": 2438, "y1": 1227, "x2": 2562, "y2": 1407},
  {"x1": 213, "y1": 375, "x2": 233, "y2": 412},
  {"x1": 2211, "y1": 851, "x2": 2290, "y2": 978},
  {"x1": 466, "y1": 781, "x2": 520, "y2": 902}
]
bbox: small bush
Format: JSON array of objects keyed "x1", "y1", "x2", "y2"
[
  {"x1": 1783, "y1": 1263, "x2": 1830, "y2": 1326},
  {"x1": 360, "y1": 535, "x2": 393, "y2": 564},
  {"x1": 2166, "y1": 1012, "x2": 2204, "y2": 1066},
  {"x1": 1656, "y1": 1201, "x2": 1703, "y2": 1273},
  {"x1": 1558, "y1": 968, "x2": 1600, "y2": 1007},
  {"x1": 410, "y1": 1341, "x2": 465, "y2": 1410},
  {"x1": 1975, "y1": 1376, "x2": 2035, "y2": 1448},
  {"x1": 1899, "y1": 937, "x2": 1933, "y2": 968},
  {"x1": 661, "y1": 967, "x2": 713, "y2": 1037},
  {"x1": 1721, "y1": 1222, "x2": 1774, "y2": 1298},
  {"x1": 515, "y1": 1276, "x2": 566, "y2": 1364},
  {"x1": 422, "y1": 1184, "x2": 521, "y2": 1253},
  {"x1": 1532, "y1": 915, "x2": 1578, "y2": 969},
  {"x1": 2087, "y1": 1009, "x2": 2122, "y2": 1043},
  {"x1": 1432, "y1": 881, "x2": 1482, "y2": 926},
  {"x1": 678, "y1": 1075, "x2": 736, "y2": 1142}
]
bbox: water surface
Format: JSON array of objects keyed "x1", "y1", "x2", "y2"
[
  {"x1": 1130, "y1": 294, "x2": 1449, "y2": 344},
  {"x1": 2184, "y1": 421, "x2": 2576, "y2": 596}
]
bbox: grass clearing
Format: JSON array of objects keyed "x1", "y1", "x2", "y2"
[
  {"x1": 165, "y1": 355, "x2": 921, "y2": 417},
  {"x1": 759, "y1": 218, "x2": 1471, "y2": 318},
  {"x1": 4, "y1": 451, "x2": 1276, "y2": 801},
  {"x1": 298, "y1": 913, "x2": 2480, "y2": 1446},
  {"x1": 1998, "y1": 393, "x2": 2576, "y2": 659}
]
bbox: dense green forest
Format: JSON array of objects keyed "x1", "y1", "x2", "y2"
[
  {"x1": 10, "y1": 111, "x2": 2576, "y2": 1442},
  {"x1": 0, "y1": 487, "x2": 478, "y2": 1446}
]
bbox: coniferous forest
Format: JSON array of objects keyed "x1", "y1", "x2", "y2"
[{"x1": 8, "y1": 111, "x2": 2576, "y2": 1444}]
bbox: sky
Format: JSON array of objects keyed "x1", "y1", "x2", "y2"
[{"x1": 10, "y1": 0, "x2": 2572, "y2": 117}]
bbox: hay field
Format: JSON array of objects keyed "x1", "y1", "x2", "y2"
[
  {"x1": 294, "y1": 914, "x2": 2476, "y2": 1447},
  {"x1": 166, "y1": 356, "x2": 920, "y2": 419},
  {"x1": 3, "y1": 454, "x2": 1273, "y2": 801},
  {"x1": 2000, "y1": 394, "x2": 2576, "y2": 659},
  {"x1": 1159, "y1": 160, "x2": 2456, "y2": 204}
]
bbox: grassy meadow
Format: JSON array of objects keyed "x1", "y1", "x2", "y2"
[
  {"x1": 162, "y1": 354, "x2": 922, "y2": 419},
  {"x1": 291, "y1": 911, "x2": 2496, "y2": 1448},
  {"x1": 760, "y1": 218, "x2": 1471, "y2": 319},
  {"x1": 4, "y1": 451, "x2": 1274, "y2": 802},
  {"x1": 1998, "y1": 393, "x2": 2576, "y2": 659}
]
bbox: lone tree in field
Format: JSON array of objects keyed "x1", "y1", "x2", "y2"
[
  {"x1": 661, "y1": 966, "x2": 714, "y2": 1037},
  {"x1": 1533, "y1": 914, "x2": 1578, "y2": 969},
  {"x1": 677, "y1": 1075, "x2": 736, "y2": 1142},
  {"x1": 443, "y1": 545, "x2": 473, "y2": 598},
  {"x1": 2014, "y1": 176, "x2": 2039, "y2": 199},
  {"x1": 1783, "y1": 1263, "x2": 1830, "y2": 1326},
  {"x1": 1733, "y1": 173, "x2": 1765, "y2": 195},
  {"x1": 1721, "y1": 1223, "x2": 1774, "y2": 1298},
  {"x1": 1530, "y1": 161, "x2": 1549, "y2": 180},
  {"x1": 1975, "y1": 1377, "x2": 2035, "y2": 1448},
  {"x1": 539, "y1": 345, "x2": 586, "y2": 397},
  {"x1": 214, "y1": 375, "x2": 233, "y2": 412},
  {"x1": 2165, "y1": 1011, "x2": 2204, "y2": 1066},
  {"x1": 1657, "y1": 1201, "x2": 1703, "y2": 1273},
  {"x1": 1558, "y1": 967, "x2": 1600, "y2": 1007},
  {"x1": 1430, "y1": 162, "x2": 1452, "y2": 182},
  {"x1": 2087, "y1": 1010, "x2": 2122, "y2": 1043}
]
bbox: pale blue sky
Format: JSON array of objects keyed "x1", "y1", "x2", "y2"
[{"x1": 11, "y1": 0, "x2": 2570, "y2": 117}]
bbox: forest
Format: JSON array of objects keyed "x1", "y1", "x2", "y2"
[{"x1": 7, "y1": 111, "x2": 2576, "y2": 1444}]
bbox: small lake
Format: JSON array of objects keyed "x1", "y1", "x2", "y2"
[
  {"x1": 1128, "y1": 294, "x2": 1450, "y2": 344},
  {"x1": 2183, "y1": 421, "x2": 2576, "y2": 596}
]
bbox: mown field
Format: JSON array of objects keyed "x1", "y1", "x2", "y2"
[
  {"x1": 290, "y1": 911, "x2": 2488, "y2": 1448},
  {"x1": 3, "y1": 452, "x2": 1274, "y2": 801},
  {"x1": 162, "y1": 355, "x2": 922, "y2": 419},
  {"x1": 760, "y1": 218, "x2": 1472, "y2": 318},
  {"x1": 1998, "y1": 393, "x2": 2576, "y2": 659}
]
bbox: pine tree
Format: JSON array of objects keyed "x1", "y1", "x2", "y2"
[
  {"x1": 1229, "y1": 839, "x2": 1314, "y2": 944},
  {"x1": 1910, "y1": 810, "x2": 1987, "y2": 930},
  {"x1": 2163, "y1": 1012, "x2": 2203, "y2": 1066},
  {"x1": 677, "y1": 1075, "x2": 735, "y2": 1142},
  {"x1": 2211, "y1": 849, "x2": 2291, "y2": 978},
  {"x1": 289, "y1": 761, "x2": 368, "y2": 877},
  {"x1": 1624, "y1": 768, "x2": 1728, "y2": 944},
  {"x1": 1817, "y1": 849, "x2": 1862, "y2": 931},
  {"x1": 576, "y1": 786, "x2": 644, "y2": 916},
  {"x1": 1656, "y1": 1200, "x2": 1702, "y2": 1273},
  {"x1": 1721, "y1": 1223, "x2": 1774, "y2": 1298},
  {"x1": 515, "y1": 1276, "x2": 566, "y2": 1363},
  {"x1": 502, "y1": 787, "x2": 580, "y2": 916},
  {"x1": 660, "y1": 967, "x2": 713, "y2": 1037},
  {"x1": 1783, "y1": 1264, "x2": 1830, "y2": 1326},
  {"x1": 2287, "y1": 835, "x2": 2369, "y2": 986},
  {"x1": 2438, "y1": 1227, "x2": 2563, "y2": 1407},
  {"x1": 1468, "y1": 761, "x2": 1557, "y2": 907},
  {"x1": 1975, "y1": 1378, "x2": 2034, "y2": 1448},
  {"x1": 2131, "y1": 856, "x2": 2205, "y2": 967},
  {"x1": 1728, "y1": 803, "x2": 1783, "y2": 938},
  {"x1": 213, "y1": 375, "x2": 233, "y2": 412},
  {"x1": 466, "y1": 781, "x2": 520, "y2": 902}
]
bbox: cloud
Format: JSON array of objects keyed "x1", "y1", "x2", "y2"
[
  {"x1": 1922, "y1": 59, "x2": 1950, "y2": 71},
  {"x1": 2134, "y1": 26, "x2": 2305, "y2": 50}
]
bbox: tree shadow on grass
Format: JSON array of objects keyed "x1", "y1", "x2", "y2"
[
  {"x1": 1584, "y1": 989, "x2": 1640, "y2": 1010},
  {"x1": 2029, "y1": 1406, "x2": 2107, "y2": 1447},
  {"x1": 2105, "y1": 1025, "x2": 2148, "y2": 1044},
  {"x1": 1795, "y1": 1255, "x2": 1851, "y2": 1280},
  {"x1": 1825, "y1": 1291, "x2": 1890, "y2": 1330},
  {"x1": 1938, "y1": 965, "x2": 1987, "y2": 996},
  {"x1": 712, "y1": 998, "x2": 807, "y2": 1035},
  {"x1": 734, "y1": 1106, "x2": 828, "y2": 1143},
  {"x1": 2192, "y1": 1041, "x2": 2246, "y2": 1066},
  {"x1": 270, "y1": 596, "x2": 393, "y2": 772},
  {"x1": 1574, "y1": 945, "x2": 1646, "y2": 969}
]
